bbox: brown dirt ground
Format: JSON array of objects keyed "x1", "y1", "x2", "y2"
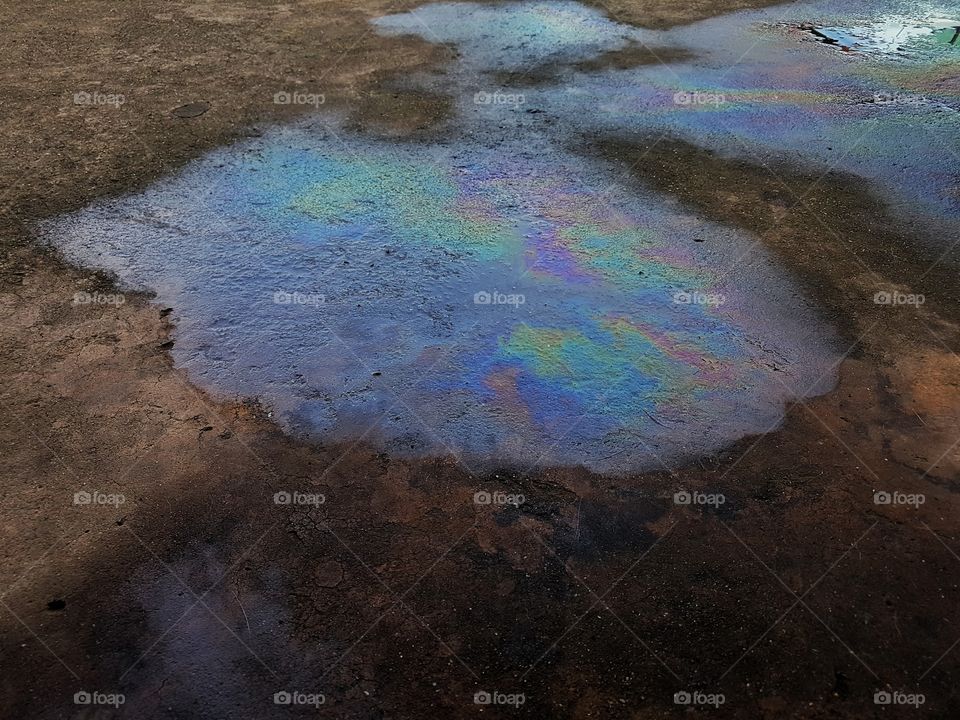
[
  {"x1": 1, "y1": 1, "x2": 959, "y2": 719},
  {"x1": 589, "y1": 0, "x2": 796, "y2": 28}
]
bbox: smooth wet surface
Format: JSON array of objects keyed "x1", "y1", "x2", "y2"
[{"x1": 43, "y1": 0, "x2": 960, "y2": 473}]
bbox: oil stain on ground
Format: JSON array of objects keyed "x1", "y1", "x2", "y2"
[{"x1": 41, "y1": 0, "x2": 959, "y2": 473}]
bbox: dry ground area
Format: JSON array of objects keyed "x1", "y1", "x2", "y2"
[{"x1": 1, "y1": 1, "x2": 958, "y2": 718}]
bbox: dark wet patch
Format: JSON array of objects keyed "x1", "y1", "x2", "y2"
[
  {"x1": 490, "y1": 42, "x2": 693, "y2": 87},
  {"x1": 562, "y1": 497, "x2": 662, "y2": 560},
  {"x1": 490, "y1": 67, "x2": 561, "y2": 88},
  {"x1": 46, "y1": 598, "x2": 66, "y2": 611},
  {"x1": 9, "y1": 385, "x2": 960, "y2": 717},
  {"x1": 572, "y1": 41, "x2": 695, "y2": 71}
]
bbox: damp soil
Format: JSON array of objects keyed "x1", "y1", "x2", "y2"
[
  {"x1": 493, "y1": 42, "x2": 696, "y2": 87},
  {"x1": 581, "y1": 0, "x2": 795, "y2": 29},
  {"x1": 2, "y1": 1, "x2": 959, "y2": 719}
]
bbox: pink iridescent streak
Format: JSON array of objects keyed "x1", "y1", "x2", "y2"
[
  {"x1": 483, "y1": 366, "x2": 534, "y2": 425},
  {"x1": 524, "y1": 228, "x2": 600, "y2": 283},
  {"x1": 605, "y1": 315, "x2": 736, "y2": 385}
]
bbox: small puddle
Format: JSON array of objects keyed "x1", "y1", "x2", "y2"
[{"x1": 805, "y1": 17, "x2": 960, "y2": 55}]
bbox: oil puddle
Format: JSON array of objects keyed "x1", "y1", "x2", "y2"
[
  {"x1": 53, "y1": 0, "x2": 960, "y2": 474},
  {"x1": 44, "y1": 123, "x2": 837, "y2": 473}
]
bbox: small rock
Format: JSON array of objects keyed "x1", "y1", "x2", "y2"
[
  {"x1": 314, "y1": 559, "x2": 343, "y2": 588},
  {"x1": 171, "y1": 102, "x2": 210, "y2": 118}
]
